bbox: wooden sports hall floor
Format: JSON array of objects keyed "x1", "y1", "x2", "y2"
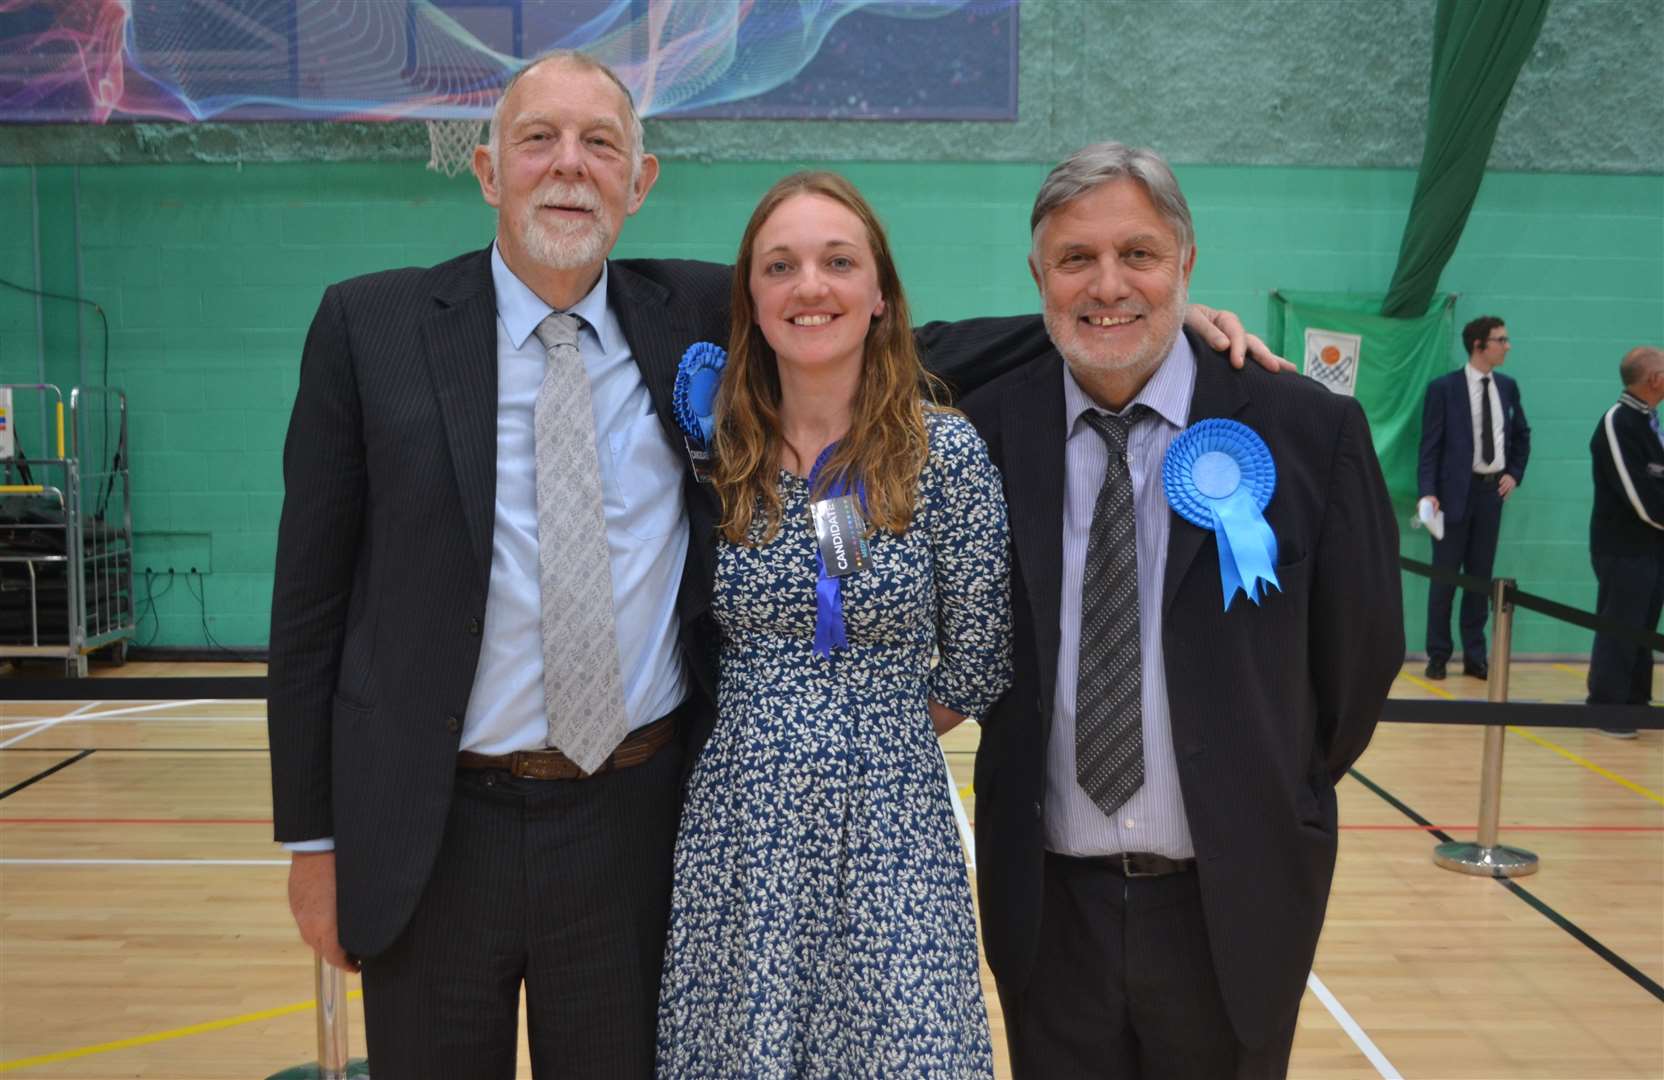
[{"x1": 0, "y1": 661, "x2": 1659, "y2": 1079}]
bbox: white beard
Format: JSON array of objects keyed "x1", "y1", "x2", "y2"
[
  {"x1": 1045, "y1": 280, "x2": 1188, "y2": 383},
  {"x1": 516, "y1": 182, "x2": 615, "y2": 271}
]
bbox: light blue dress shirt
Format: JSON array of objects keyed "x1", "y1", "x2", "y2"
[
  {"x1": 1046, "y1": 334, "x2": 1198, "y2": 859},
  {"x1": 285, "y1": 248, "x2": 689, "y2": 852},
  {"x1": 467, "y1": 245, "x2": 690, "y2": 753}
]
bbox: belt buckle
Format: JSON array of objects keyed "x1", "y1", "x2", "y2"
[{"x1": 1121, "y1": 852, "x2": 1160, "y2": 878}]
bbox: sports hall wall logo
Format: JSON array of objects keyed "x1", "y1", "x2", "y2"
[{"x1": 1303, "y1": 328, "x2": 1362, "y2": 396}]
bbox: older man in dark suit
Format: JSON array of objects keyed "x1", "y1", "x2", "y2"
[
  {"x1": 1417, "y1": 315, "x2": 1531, "y2": 680},
  {"x1": 268, "y1": 53, "x2": 1275, "y2": 1079},
  {"x1": 962, "y1": 143, "x2": 1402, "y2": 1079}
]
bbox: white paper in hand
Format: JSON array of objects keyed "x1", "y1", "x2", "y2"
[{"x1": 1415, "y1": 496, "x2": 1445, "y2": 541}]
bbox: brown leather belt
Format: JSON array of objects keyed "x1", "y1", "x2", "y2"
[
  {"x1": 1098, "y1": 852, "x2": 1197, "y2": 878},
  {"x1": 457, "y1": 708, "x2": 681, "y2": 780}
]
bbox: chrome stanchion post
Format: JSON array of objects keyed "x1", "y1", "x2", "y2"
[
  {"x1": 265, "y1": 953, "x2": 370, "y2": 1079},
  {"x1": 1433, "y1": 577, "x2": 1540, "y2": 877},
  {"x1": 317, "y1": 954, "x2": 349, "y2": 1077}
]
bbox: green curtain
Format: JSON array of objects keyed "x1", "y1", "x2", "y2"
[
  {"x1": 1380, "y1": 0, "x2": 1549, "y2": 318},
  {"x1": 1270, "y1": 290, "x2": 1455, "y2": 507}
]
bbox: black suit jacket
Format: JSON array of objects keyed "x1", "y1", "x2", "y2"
[
  {"x1": 267, "y1": 249, "x2": 731, "y2": 956},
  {"x1": 268, "y1": 250, "x2": 1054, "y2": 957},
  {"x1": 1417, "y1": 368, "x2": 1530, "y2": 523},
  {"x1": 962, "y1": 329, "x2": 1403, "y2": 1048}
]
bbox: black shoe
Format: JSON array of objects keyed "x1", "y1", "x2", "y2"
[
  {"x1": 1463, "y1": 660, "x2": 1489, "y2": 680},
  {"x1": 1424, "y1": 658, "x2": 1447, "y2": 680},
  {"x1": 1597, "y1": 728, "x2": 1638, "y2": 739}
]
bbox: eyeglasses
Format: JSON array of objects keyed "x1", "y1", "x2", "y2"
[{"x1": 1487, "y1": 335, "x2": 1511, "y2": 345}]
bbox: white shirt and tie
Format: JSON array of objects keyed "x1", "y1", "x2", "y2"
[{"x1": 1465, "y1": 362, "x2": 1507, "y2": 474}]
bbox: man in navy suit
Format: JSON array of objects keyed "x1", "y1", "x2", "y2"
[{"x1": 1417, "y1": 316, "x2": 1531, "y2": 680}]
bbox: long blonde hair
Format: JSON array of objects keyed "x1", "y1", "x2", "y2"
[{"x1": 713, "y1": 171, "x2": 943, "y2": 544}]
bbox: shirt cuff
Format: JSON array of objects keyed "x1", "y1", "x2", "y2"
[{"x1": 283, "y1": 837, "x2": 335, "y2": 853}]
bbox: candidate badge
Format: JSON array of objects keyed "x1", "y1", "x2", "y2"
[{"x1": 1163, "y1": 418, "x2": 1280, "y2": 610}]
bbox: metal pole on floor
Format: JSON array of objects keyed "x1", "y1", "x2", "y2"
[
  {"x1": 1433, "y1": 577, "x2": 1540, "y2": 878},
  {"x1": 265, "y1": 954, "x2": 370, "y2": 1079}
]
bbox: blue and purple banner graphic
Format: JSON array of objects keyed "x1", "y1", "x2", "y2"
[{"x1": 0, "y1": 0, "x2": 1017, "y2": 123}]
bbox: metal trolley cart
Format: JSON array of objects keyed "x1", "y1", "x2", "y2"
[{"x1": 0, "y1": 384, "x2": 134, "y2": 676}]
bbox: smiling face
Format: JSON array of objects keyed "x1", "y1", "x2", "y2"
[
  {"x1": 1030, "y1": 177, "x2": 1195, "y2": 400},
  {"x1": 747, "y1": 193, "x2": 886, "y2": 380},
  {"x1": 474, "y1": 58, "x2": 658, "y2": 282}
]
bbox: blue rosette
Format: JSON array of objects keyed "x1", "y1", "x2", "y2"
[
  {"x1": 1163, "y1": 419, "x2": 1280, "y2": 610},
  {"x1": 672, "y1": 341, "x2": 727, "y2": 447}
]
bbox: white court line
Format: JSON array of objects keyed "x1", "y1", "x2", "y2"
[
  {"x1": 940, "y1": 742, "x2": 976, "y2": 872},
  {"x1": 0, "y1": 700, "x2": 103, "y2": 750},
  {"x1": 0, "y1": 714, "x2": 266, "y2": 732},
  {"x1": 0, "y1": 699, "x2": 229, "y2": 739},
  {"x1": 1307, "y1": 971, "x2": 1401, "y2": 1079},
  {"x1": 0, "y1": 858, "x2": 287, "y2": 867}
]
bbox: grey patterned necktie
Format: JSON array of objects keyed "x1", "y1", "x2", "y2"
[
  {"x1": 532, "y1": 313, "x2": 628, "y2": 774},
  {"x1": 1076, "y1": 406, "x2": 1148, "y2": 818}
]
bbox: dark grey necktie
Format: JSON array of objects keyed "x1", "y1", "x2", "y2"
[
  {"x1": 1480, "y1": 376, "x2": 1495, "y2": 465},
  {"x1": 1076, "y1": 406, "x2": 1148, "y2": 818},
  {"x1": 532, "y1": 313, "x2": 628, "y2": 774}
]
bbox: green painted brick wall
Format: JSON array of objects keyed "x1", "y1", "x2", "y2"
[{"x1": 0, "y1": 160, "x2": 1660, "y2": 654}]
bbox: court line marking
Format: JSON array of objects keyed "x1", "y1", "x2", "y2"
[
  {"x1": 1506, "y1": 725, "x2": 1664, "y2": 807},
  {"x1": 1399, "y1": 673, "x2": 1458, "y2": 699},
  {"x1": 1553, "y1": 662, "x2": 1587, "y2": 678},
  {"x1": 0, "y1": 701, "x2": 103, "y2": 750},
  {"x1": 1386, "y1": 676, "x2": 1662, "y2": 806},
  {"x1": 1, "y1": 817, "x2": 273, "y2": 825},
  {"x1": 0, "y1": 750, "x2": 95, "y2": 801},
  {"x1": 0, "y1": 714, "x2": 265, "y2": 732},
  {"x1": 1349, "y1": 766, "x2": 1664, "y2": 1003},
  {"x1": 0, "y1": 989, "x2": 360, "y2": 1072},
  {"x1": 0, "y1": 858, "x2": 287, "y2": 866},
  {"x1": 1306, "y1": 971, "x2": 1401, "y2": 1079}
]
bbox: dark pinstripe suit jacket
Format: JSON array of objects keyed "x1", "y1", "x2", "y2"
[
  {"x1": 266, "y1": 249, "x2": 732, "y2": 957},
  {"x1": 267, "y1": 248, "x2": 1056, "y2": 958},
  {"x1": 962, "y1": 329, "x2": 1404, "y2": 1048}
]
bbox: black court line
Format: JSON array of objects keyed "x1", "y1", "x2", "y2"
[
  {"x1": 1348, "y1": 767, "x2": 1664, "y2": 1003},
  {"x1": 0, "y1": 749, "x2": 94, "y2": 801},
  {"x1": 1, "y1": 747, "x2": 266, "y2": 754}
]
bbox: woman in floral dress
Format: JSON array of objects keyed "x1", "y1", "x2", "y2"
[{"x1": 655, "y1": 171, "x2": 1013, "y2": 1078}]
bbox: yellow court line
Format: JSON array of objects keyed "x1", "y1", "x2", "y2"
[
  {"x1": 1553, "y1": 662, "x2": 1588, "y2": 678},
  {"x1": 1507, "y1": 725, "x2": 1664, "y2": 808},
  {"x1": 1398, "y1": 673, "x2": 1458, "y2": 700},
  {"x1": 0, "y1": 990, "x2": 361, "y2": 1072}
]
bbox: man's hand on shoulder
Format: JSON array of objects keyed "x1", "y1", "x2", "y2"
[
  {"x1": 288, "y1": 851, "x2": 359, "y2": 972},
  {"x1": 1186, "y1": 303, "x2": 1291, "y2": 373}
]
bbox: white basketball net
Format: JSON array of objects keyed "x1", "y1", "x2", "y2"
[{"x1": 425, "y1": 119, "x2": 484, "y2": 178}]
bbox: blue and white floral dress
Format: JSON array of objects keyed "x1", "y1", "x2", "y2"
[{"x1": 656, "y1": 411, "x2": 1013, "y2": 1079}]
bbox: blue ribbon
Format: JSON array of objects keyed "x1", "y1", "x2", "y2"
[
  {"x1": 1163, "y1": 419, "x2": 1280, "y2": 611},
  {"x1": 673, "y1": 341, "x2": 727, "y2": 446},
  {"x1": 809, "y1": 444, "x2": 866, "y2": 656}
]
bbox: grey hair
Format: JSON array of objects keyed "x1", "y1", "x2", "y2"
[
  {"x1": 1029, "y1": 142, "x2": 1194, "y2": 257},
  {"x1": 486, "y1": 50, "x2": 645, "y2": 181},
  {"x1": 1620, "y1": 345, "x2": 1664, "y2": 387}
]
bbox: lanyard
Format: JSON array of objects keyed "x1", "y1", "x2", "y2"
[{"x1": 807, "y1": 444, "x2": 867, "y2": 656}]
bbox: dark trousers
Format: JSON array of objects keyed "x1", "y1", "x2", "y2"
[
  {"x1": 360, "y1": 736, "x2": 683, "y2": 1080},
  {"x1": 1426, "y1": 475, "x2": 1505, "y2": 663},
  {"x1": 1588, "y1": 551, "x2": 1664, "y2": 705},
  {"x1": 996, "y1": 853, "x2": 1298, "y2": 1080}
]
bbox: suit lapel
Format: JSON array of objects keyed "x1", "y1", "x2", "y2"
[
  {"x1": 1002, "y1": 353, "x2": 1067, "y2": 713},
  {"x1": 420, "y1": 249, "x2": 499, "y2": 584},
  {"x1": 1163, "y1": 330, "x2": 1250, "y2": 617},
  {"x1": 607, "y1": 261, "x2": 697, "y2": 452}
]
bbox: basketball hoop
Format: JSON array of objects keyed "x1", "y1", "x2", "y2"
[{"x1": 425, "y1": 118, "x2": 484, "y2": 178}]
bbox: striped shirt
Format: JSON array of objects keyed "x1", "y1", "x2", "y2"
[{"x1": 1046, "y1": 336, "x2": 1197, "y2": 859}]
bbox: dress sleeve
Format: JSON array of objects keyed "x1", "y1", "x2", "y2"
[{"x1": 925, "y1": 413, "x2": 1015, "y2": 718}]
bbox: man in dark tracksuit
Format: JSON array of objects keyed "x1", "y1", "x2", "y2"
[{"x1": 1587, "y1": 345, "x2": 1664, "y2": 736}]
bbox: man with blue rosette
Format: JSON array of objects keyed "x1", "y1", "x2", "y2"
[
  {"x1": 268, "y1": 50, "x2": 1279, "y2": 1079},
  {"x1": 961, "y1": 143, "x2": 1403, "y2": 1079}
]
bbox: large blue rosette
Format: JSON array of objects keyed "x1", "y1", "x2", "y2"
[
  {"x1": 1163, "y1": 419, "x2": 1280, "y2": 610},
  {"x1": 672, "y1": 341, "x2": 726, "y2": 447}
]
